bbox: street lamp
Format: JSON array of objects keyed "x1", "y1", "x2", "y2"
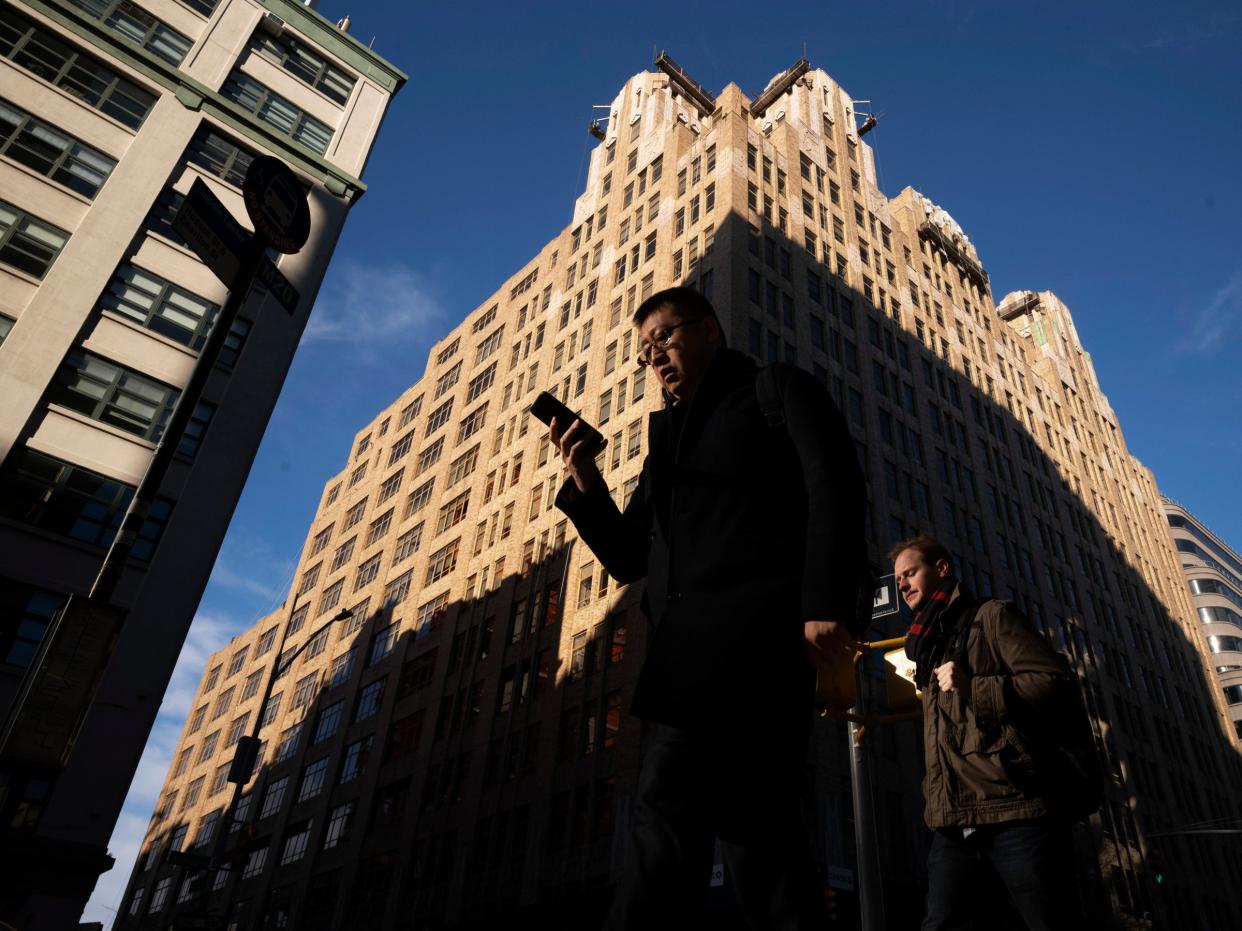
[{"x1": 208, "y1": 603, "x2": 354, "y2": 870}]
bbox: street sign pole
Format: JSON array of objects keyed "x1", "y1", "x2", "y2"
[{"x1": 849, "y1": 680, "x2": 885, "y2": 931}]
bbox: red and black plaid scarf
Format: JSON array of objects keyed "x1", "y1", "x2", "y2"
[{"x1": 905, "y1": 578, "x2": 962, "y2": 689}]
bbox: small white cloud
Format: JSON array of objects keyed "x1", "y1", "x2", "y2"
[
  {"x1": 304, "y1": 261, "x2": 447, "y2": 349},
  {"x1": 1180, "y1": 269, "x2": 1242, "y2": 355},
  {"x1": 82, "y1": 611, "x2": 241, "y2": 928}
]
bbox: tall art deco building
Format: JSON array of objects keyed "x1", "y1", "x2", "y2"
[
  {"x1": 120, "y1": 55, "x2": 1241, "y2": 930},
  {"x1": 0, "y1": 0, "x2": 404, "y2": 927}
]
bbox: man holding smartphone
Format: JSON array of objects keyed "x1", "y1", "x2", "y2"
[{"x1": 549, "y1": 287, "x2": 867, "y2": 930}]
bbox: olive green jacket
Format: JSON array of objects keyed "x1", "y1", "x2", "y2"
[{"x1": 922, "y1": 585, "x2": 1075, "y2": 829}]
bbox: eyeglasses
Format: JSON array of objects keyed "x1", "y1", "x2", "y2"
[{"x1": 635, "y1": 318, "x2": 706, "y2": 367}]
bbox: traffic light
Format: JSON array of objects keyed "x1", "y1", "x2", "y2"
[
  {"x1": 823, "y1": 887, "x2": 839, "y2": 923},
  {"x1": 227, "y1": 822, "x2": 257, "y2": 871}
]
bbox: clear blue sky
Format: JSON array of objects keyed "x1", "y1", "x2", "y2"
[{"x1": 85, "y1": 0, "x2": 1242, "y2": 922}]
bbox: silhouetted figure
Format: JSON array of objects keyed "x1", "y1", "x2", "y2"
[{"x1": 550, "y1": 287, "x2": 867, "y2": 929}]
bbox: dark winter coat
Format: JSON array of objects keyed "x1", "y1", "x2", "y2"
[
  {"x1": 556, "y1": 348, "x2": 866, "y2": 729},
  {"x1": 922, "y1": 584, "x2": 1080, "y2": 828}
]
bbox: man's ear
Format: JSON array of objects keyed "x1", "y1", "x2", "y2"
[
  {"x1": 705, "y1": 316, "x2": 723, "y2": 349},
  {"x1": 935, "y1": 558, "x2": 953, "y2": 580}
]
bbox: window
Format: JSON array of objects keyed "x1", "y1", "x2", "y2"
[
  {"x1": 279, "y1": 819, "x2": 313, "y2": 865},
  {"x1": 0, "y1": 580, "x2": 60, "y2": 668},
  {"x1": 415, "y1": 437, "x2": 444, "y2": 475},
  {"x1": 466, "y1": 362, "x2": 497, "y2": 401},
  {"x1": 221, "y1": 70, "x2": 332, "y2": 154},
  {"x1": 366, "y1": 509, "x2": 393, "y2": 547},
  {"x1": 252, "y1": 31, "x2": 355, "y2": 104},
  {"x1": 48, "y1": 350, "x2": 179, "y2": 442},
  {"x1": 99, "y1": 263, "x2": 219, "y2": 350},
  {"x1": 322, "y1": 800, "x2": 355, "y2": 849},
  {"x1": 259, "y1": 775, "x2": 289, "y2": 819},
  {"x1": 327, "y1": 647, "x2": 356, "y2": 689},
  {"x1": 446, "y1": 445, "x2": 479, "y2": 486},
  {"x1": 0, "y1": 449, "x2": 169, "y2": 559},
  {"x1": 338, "y1": 735, "x2": 372, "y2": 784},
  {"x1": 66, "y1": 0, "x2": 191, "y2": 66},
  {"x1": 425, "y1": 539, "x2": 460, "y2": 583},
  {"x1": 457, "y1": 403, "x2": 487, "y2": 444},
  {"x1": 435, "y1": 491, "x2": 470, "y2": 535},
  {"x1": 415, "y1": 593, "x2": 449, "y2": 636},
  {"x1": 0, "y1": 100, "x2": 116, "y2": 198},
  {"x1": 312, "y1": 700, "x2": 344, "y2": 744},
  {"x1": 368, "y1": 624, "x2": 397, "y2": 665},
  {"x1": 0, "y1": 7, "x2": 157, "y2": 128},
  {"x1": 425, "y1": 399, "x2": 454, "y2": 437},
  {"x1": 393, "y1": 523, "x2": 423, "y2": 563},
  {"x1": 0, "y1": 199, "x2": 69, "y2": 279},
  {"x1": 355, "y1": 678, "x2": 385, "y2": 721},
  {"x1": 382, "y1": 570, "x2": 412, "y2": 608},
  {"x1": 241, "y1": 844, "x2": 268, "y2": 879}
]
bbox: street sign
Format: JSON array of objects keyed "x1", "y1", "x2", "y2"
[
  {"x1": 827, "y1": 865, "x2": 855, "y2": 892},
  {"x1": 871, "y1": 574, "x2": 900, "y2": 619},
  {"x1": 243, "y1": 155, "x2": 310, "y2": 254},
  {"x1": 256, "y1": 256, "x2": 299, "y2": 315},
  {"x1": 173, "y1": 178, "x2": 249, "y2": 289}
]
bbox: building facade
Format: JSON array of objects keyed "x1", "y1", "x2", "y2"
[
  {"x1": 0, "y1": 0, "x2": 404, "y2": 927},
  {"x1": 1162, "y1": 499, "x2": 1242, "y2": 741},
  {"x1": 119, "y1": 57, "x2": 1241, "y2": 930}
]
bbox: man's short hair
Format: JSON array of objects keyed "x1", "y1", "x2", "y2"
[
  {"x1": 633, "y1": 286, "x2": 719, "y2": 328},
  {"x1": 888, "y1": 534, "x2": 955, "y2": 571}
]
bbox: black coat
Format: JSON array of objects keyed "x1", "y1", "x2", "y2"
[{"x1": 556, "y1": 349, "x2": 867, "y2": 729}]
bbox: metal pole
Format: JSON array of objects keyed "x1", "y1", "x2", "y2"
[
  {"x1": 848, "y1": 665, "x2": 884, "y2": 931},
  {"x1": 208, "y1": 599, "x2": 352, "y2": 871},
  {"x1": 90, "y1": 236, "x2": 268, "y2": 603}
]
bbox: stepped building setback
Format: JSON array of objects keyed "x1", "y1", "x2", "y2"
[
  {"x1": 0, "y1": 0, "x2": 404, "y2": 927},
  {"x1": 118, "y1": 55, "x2": 1241, "y2": 930}
]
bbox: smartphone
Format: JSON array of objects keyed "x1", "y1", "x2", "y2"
[{"x1": 529, "y1": 391, "x2": 605, "y2": 452}]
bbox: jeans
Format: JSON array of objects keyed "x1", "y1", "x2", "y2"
[
  {"x1": 923, "y1": 818, "x2": 1084, "y2": 931},
  {"x1": 606, "y1": 721, "x2": 828, "y2": 931}
]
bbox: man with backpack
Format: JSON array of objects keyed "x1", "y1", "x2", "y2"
[
  {"x1": 892, "y1": 535, "x2": 1097, "y2": 931},
  {"x1": 550, "y1": 287, "x2": 867, "y2": 929}
]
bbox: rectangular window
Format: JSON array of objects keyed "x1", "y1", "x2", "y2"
[
  {"x1": 425, "y1": 539, "x2": 460, "y2": 584},
  {"x1": 312, "y1": 700, "x2": 343, "y2": 743},
  {"x1": 0, "y1": 100, "x2": 116, "y2": 198},
  {"x1": 382, "y1": 570, "x2": 412, "y2": 608},
  {"x1": 365, "y1": 508, "x2": 393, "y2": 546},
  {"x1": 457, "y1": 403, "x2": 487, "y2": 443},
  {"x1": 0, "y1": 449, "x2": 169, "y2": 559},
  {"x1": 251, "y1": 31, "x2": 355, "y2": 104},
  {"x1": 66, "y1": 0, "x2": 191, "y2": 65},
  {"x1": 99, "y1": 263, "x2": 219, "y2": 350},
  {"x1": 221, "y1": 70, "x2": 332, "y2": 155},
  {"x1": 259, "y1": 775, "x2": 288, "y2": 819},
  {"x1": 0, "y1": 199, "x2": 69, "y2": 279},
  {"x1": 322, "y1": 800, "x2": 355, "y2": 848},
  {"x1": 405, "y1": 478, "x2": 435, "y2": 517},
  {"x1": 279, "y1": 819, "x2": 312, "y2": 865},
  {"x1": 48, "y1": 349, "x2": 179, "y2": 442},
  {"x1": 393, "y1": 523, "x2": 423, "y2": 562},
  {"x1": 466, "y1": 362, "x2": 497, "y2": 401},
  {"x1": 435, "y1": 491, "x2": 469, "y2": 535},
  {"x1": 0, "y1": 7, "x2": 157, "y2": 128},
  {"x1": 355, "y1": 678, "x2": 385, "y2": 721},
  {"x1": 353, "y1": 553, "x2": 381, "y2": 591},
  {"x1": 415, "y1": 437, "x2": 444, "y2": 475},
  {"x1": 424, "y1": 399, "x2": 453, "y2": 436}
]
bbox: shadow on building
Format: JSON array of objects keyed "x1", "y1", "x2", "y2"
[{"x1": 115, "y1": 209, "x2": 1242, "y2": 931}]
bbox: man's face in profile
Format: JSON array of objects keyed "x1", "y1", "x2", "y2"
[
  {"x1": 894, "y1": 548, "x2": 952, "y2": 613},
  {"x1": 638, "y1": 303, "x2": 718, "y2": 403}
]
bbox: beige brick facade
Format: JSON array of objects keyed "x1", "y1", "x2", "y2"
[{"x1": 121, "y1": 59, "x2": 1241, "y2": 930}]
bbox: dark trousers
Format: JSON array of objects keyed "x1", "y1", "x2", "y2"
[
  {"x1": 922, "y1": 818, "x2": 1084, "y2": 931},
  {"x1": 606, "y1": 721, "x2": 828, "y2": 931}
]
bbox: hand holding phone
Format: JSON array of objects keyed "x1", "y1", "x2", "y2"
[{"x1": 529, "y1": 391, "x2": 605, "y2": 493}]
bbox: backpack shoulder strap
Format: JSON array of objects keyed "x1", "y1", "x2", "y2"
[{"x1": 755, "y1": 364, "x2": 787, "y2": 429}]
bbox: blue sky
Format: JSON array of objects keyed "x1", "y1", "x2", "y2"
[{"x1": 83, "y1": 0, "x2": 1242, "y2": 923}]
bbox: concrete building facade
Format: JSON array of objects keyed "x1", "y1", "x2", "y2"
[
  {"x1": 1162, "y1": 499, "x2": 1242, "y2": 742},
  {"x1": 118, "y1": 57, "x2": 1241, "y2": 930},
  {"x1": 0, "y1": 0, "x2": 404, "y2": 927}
]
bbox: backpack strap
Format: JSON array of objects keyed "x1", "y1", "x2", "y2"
[{"x1": 756, "y1": 364, "x2": 787, "y2": 429}]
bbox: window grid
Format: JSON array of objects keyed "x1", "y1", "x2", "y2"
[
  {"x1": 221, "y1": 70, "x2": 332, "y2": 155},
  {"x1": 0, "y1": 99, "x2": 116, "y2": 198},
  {"x1": 0, "y1": 198, "x2": 69, "y2": 279}
]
